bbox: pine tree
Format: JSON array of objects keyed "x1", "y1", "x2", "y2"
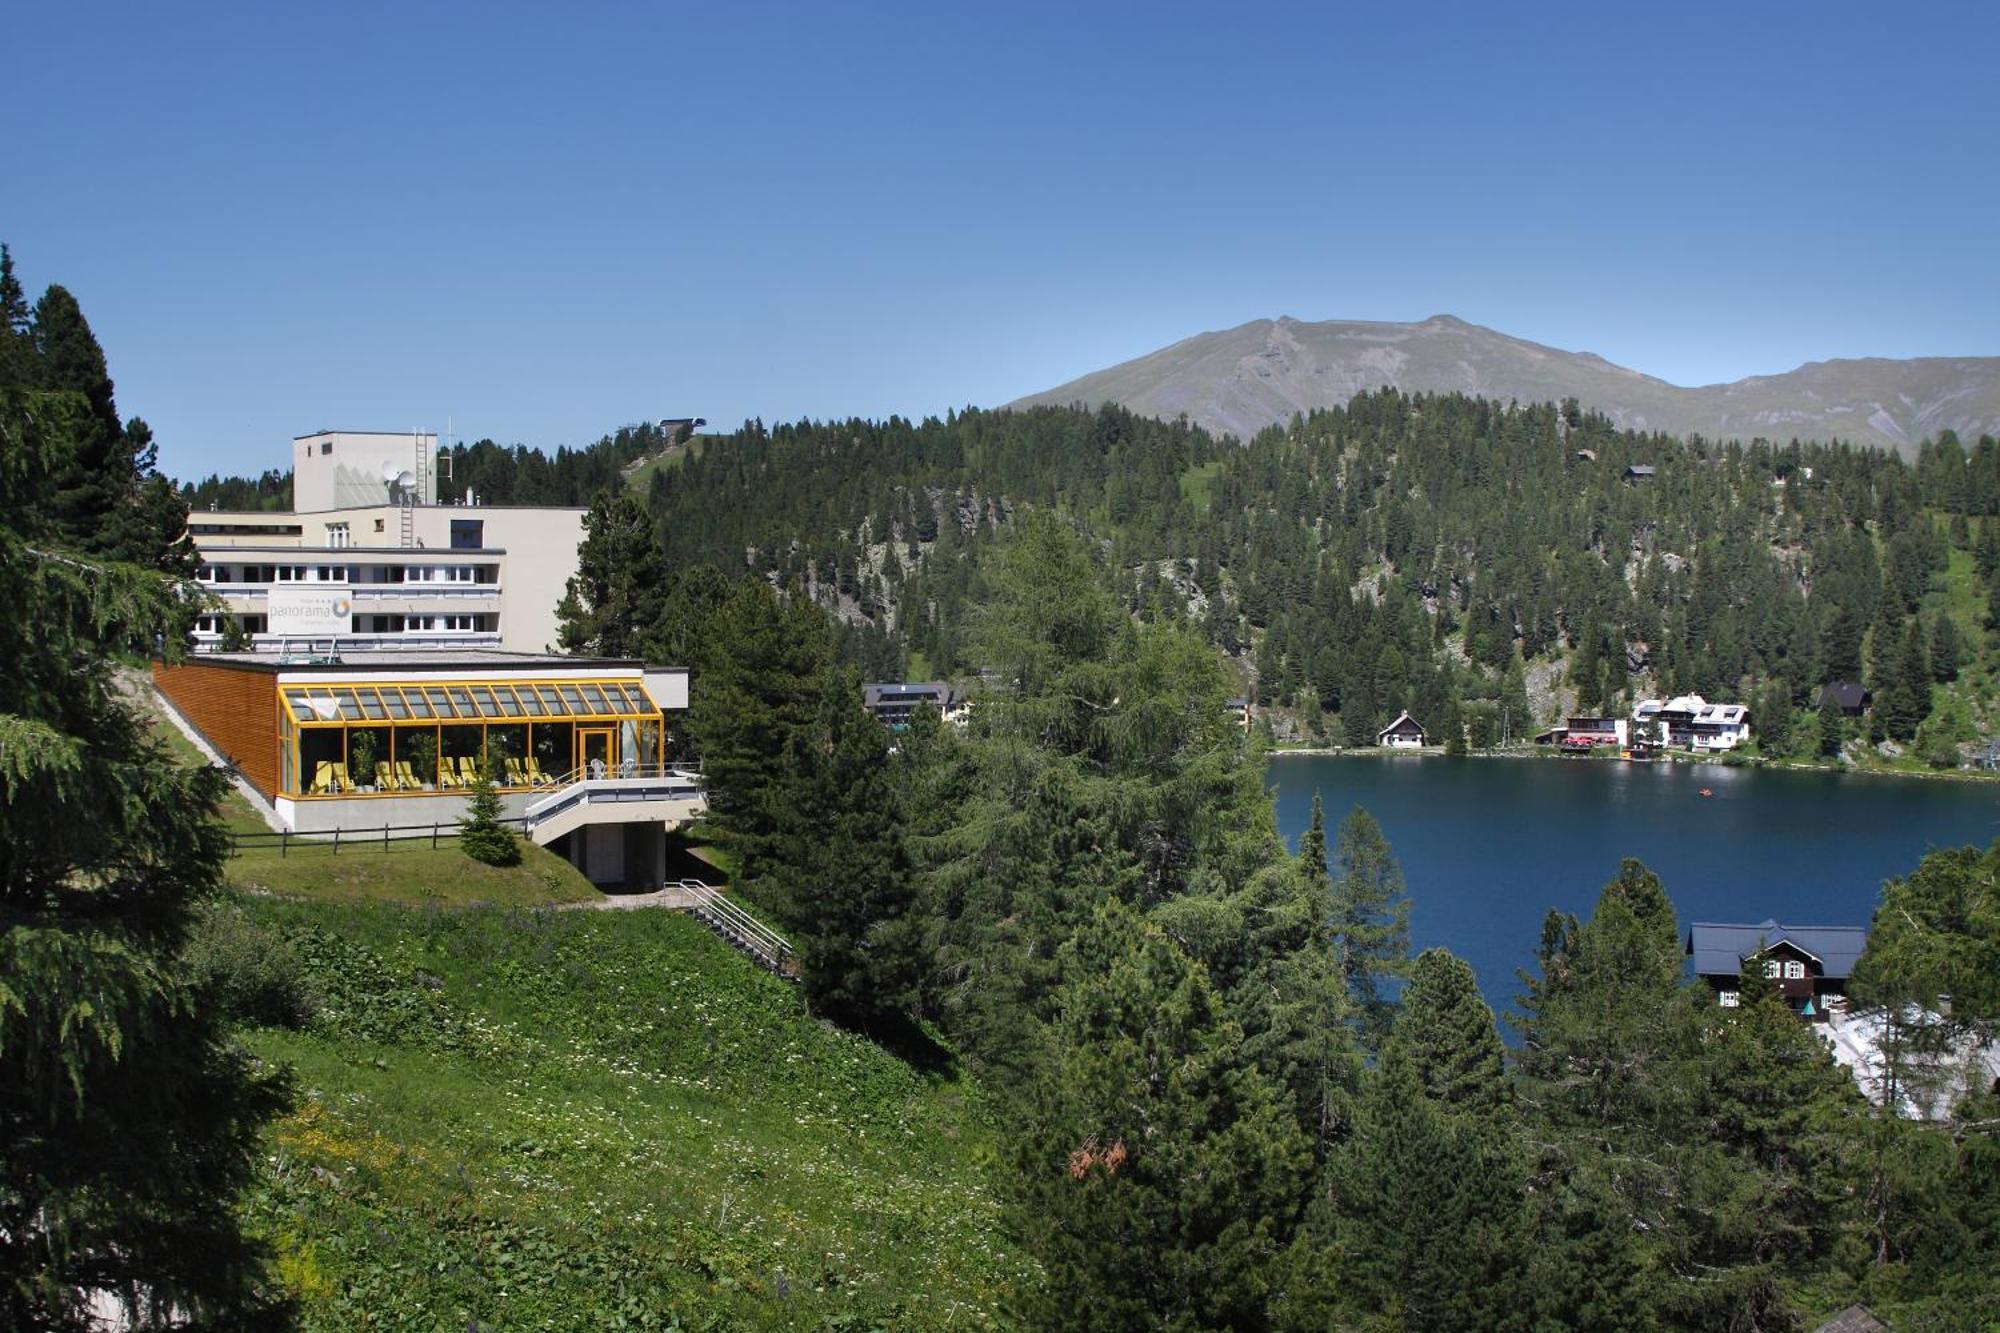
[
  {"x1": 1007, "y1": 903, "x2": 1309, "y2": 1330},
  {"x1": 556, "y1": 490, "x2": 669, "y2": 656},
  {"x1": 1323, "y1": 1043, "x2": 1531, "y2": 1331},
  {"x1": 1397, "y1": 947, "x2": 1509, "y2": 1118},
  {"x1": 763, "y1": 666, "x2": 923, "y2": 1026},
  {"x1": 458, "y1": 753, "x2": 519, "y2": 866},
  {"x1": 1298, "y1": 792, "x2": 1327, "y2": 883},
  {"x1": 1816, "y1": 691, "x2": 1846, "y2": 759},
  {"x1": 0, "y1": 385, "x2": 292, "y2": 1328},
  {"x1": 689, "y1": 578, "x2": 832, "y2": 884},
  {"x1": 1328, "y1": 806, "x2": 1411, "y2": 1047}
]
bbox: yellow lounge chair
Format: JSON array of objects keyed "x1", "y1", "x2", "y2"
[
  {"x1": 375, "y1": 761, "x2": 398, "y2": 791},
  {"x1": 459, "y1": 756, "x2": 484, "y2": 786},
  {"x1": 329, "y1": 762, "x2": 350, "y2": 792},
  {"x1": 525, "y1": 757, "x2": 552, "y2": 786},
  {"x1": 504, "y1": 757, "x2": 528, "y2": 787},
  {"x1": 310, "y1": 761, "x2": 335, "y2": 795},
  {"x1": 397, "y1": 760, "x2": 421, "y2": 790}
]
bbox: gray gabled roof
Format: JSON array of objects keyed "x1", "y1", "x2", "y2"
[{"x1": 1685, "y1": 920, "x2": 1868, "y2": 980}]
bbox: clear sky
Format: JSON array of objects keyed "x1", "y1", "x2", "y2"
[{"x1": 6, "y1": 1, "x2": 1997, "y2": 481}]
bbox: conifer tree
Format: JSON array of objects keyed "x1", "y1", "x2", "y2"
[
  {"x1": 1397, "y1": 947, "x2": 1509, "y2": 1118},
  {"x1": 1327, "y1": 806, "x2": 1411, "y2": 1047},
  {"x1": 458, "y1": 752, "x2": 519, "y2": 866},
  {"x1": 1007, "y1": 903, "x2": 1308, "y2": 1331},
  {"x1": 0, "y1": 385, "x2": 291, "y2": 1327},
  {"x1": 1298, "y1": 792, "x2": 1327, "y2": 884},
  {"x1": 1816, "y1": 691, "x2": 1846, "y2": 758},
  {"x1": 688, "y1": 578, "x2": 831, "y2": 884},
  {"x1": 764, "y1": 665, "x2": 923, "y2": 1026},
  {"x1": 556, "y1": 490, "x2": 669, "y2": 657},
  {"x1": 1323, "y1": 1043, "x2": 1530, "y2": 1331}
]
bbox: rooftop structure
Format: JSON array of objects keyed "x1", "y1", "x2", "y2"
[
  {"x1": 1633, "y1": 694, "x2": 1751, "y2": 752},
  {"x1": 862, "y1": 681, "x2": 960, "y2": 730},
  {"x1": 1377, "y1": 710, "x2": 1426, "y2": 749}
]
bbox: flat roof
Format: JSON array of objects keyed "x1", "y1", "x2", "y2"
[
  {"x1": 195, "y1": 505, "x2": 587, "y2": 519},
  {"x1": 195, "y1": 545, "x2": 508, "y2": 556},
  {"x1": 177, "y1": 649, "x2": 651, "y2": 674},
  {"x1": 293, "y1": 429, "x2": 438, "y2": 440}
]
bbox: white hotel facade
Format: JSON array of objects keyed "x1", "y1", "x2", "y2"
[{"x1": 189, "y1": 430, "x2": 584, "y2": 655}]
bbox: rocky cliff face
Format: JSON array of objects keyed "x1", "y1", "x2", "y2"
[{"x1": 1009, "y1": 314, "x2": 2000, "y2": 455}]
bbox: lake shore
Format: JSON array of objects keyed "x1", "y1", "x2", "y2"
[{"x1": 1264, "y1": 744, "x2": 2000, "y2": 784}]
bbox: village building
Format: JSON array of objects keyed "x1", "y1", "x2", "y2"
[
  {"x1": 154, "y1": 649, "x2": 700, "y2": 889},
  {"x1": 1633, "y1": 694, "x2": 1751, "y2": 752},
  {"x1": 1376, "y1": 710, "x2": 1427, "y2": 749},
  {"x1": 188, "y1": 429, "x2": 587, "y2": 655},
  {"x1": 862, "y1": 681, "x2": 963, "y2": 730},
  {"x1": 1818, "y1": 680, "x2": 1872, "y2": 717},
  {"x1": 1685, "y1": 920, "x2": 1866, "y2": 1020}
]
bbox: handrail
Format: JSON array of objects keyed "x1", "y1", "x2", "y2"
[
  {"x1": 521, "y1": 765, "x2": 705, "y2": 828},
  {"x1": 679, "y1": 879, "x2": 797, "y2": 976}
]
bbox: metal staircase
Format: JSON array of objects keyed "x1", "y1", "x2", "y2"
[{"x1": 676, "y1": 880, "x2": 799, "y2": 978}]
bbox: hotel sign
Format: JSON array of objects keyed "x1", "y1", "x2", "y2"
[{"x1": 266, "y1": 585, "x2": 353, "y2": 636}]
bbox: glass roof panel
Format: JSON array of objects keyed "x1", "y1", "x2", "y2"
[
  {"x1": 381, "y1": 688, "x2": 411, "y2": 719},
  {"x1": 357, "y1": 688, "x2": 387, "y2": 720},
  {"x1": 468, "y1": 685, "x2": 500, "y2": 716},
  {"x1": 447, "y1": 686, "x2": 478, "y2": 717},
  {"x1": 558, "y1": 685, "x2": 587, "y2": 714},
  {"x1": 515, "y1": 685, "x2": 547, "y2": 716},
  {"x1": 425, "y1": 686, "x2": 456, "y2": 717},
  {"x1": 404, "y1": 688, "x2": 434, "y2": 718},
  {"x1": 578, "y1": 684, "x2": 612, "y2": 714},
  {"x1": 494, "y1": 685, "x2": 524, "y2": 716},
  {"x1": 335, "y1": 689, "x2": 365, "y2": 722},
  {"x1": 537, "y1": 685, "x2": 567, "y2": 715}
]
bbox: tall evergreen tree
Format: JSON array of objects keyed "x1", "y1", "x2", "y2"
[
  {"x1": 556, "y1": 490, "x2": 669, "y2": 657},
  {"x1": 1327, "y1": 806, "x2": 1411, "y2": 1047},
  {"x1": 1396, "y1": 947, "x2": 1509, "y2": 1118},
  {"x1": 1007, "y1": 903, "x2": 1308, "y2": 1331},
  {"x1": 763, "y1": 665, "x2": 923, "y2": 1026},
  {"x1": 1298, "y1": 792, "x2": 1327, "y2": 883},
  {"x1": 0, "y1": 386, "x2": 291, "y2": 1327},
  {"x1": 688, "y1": 578, "x2": 831, "y2": 884}
]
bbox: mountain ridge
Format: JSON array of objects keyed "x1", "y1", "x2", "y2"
[{"x1": 1008, "y1": 314, "x2": 2000, "y2": 455}]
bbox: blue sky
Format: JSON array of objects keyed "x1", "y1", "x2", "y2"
[{"x1": 6, "y1": 1, "x2": 1997, "y2": 481}]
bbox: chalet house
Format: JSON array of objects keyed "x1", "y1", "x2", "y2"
[
  {"x1": 1559, "y1": 715, "x2": 1627, "y2": 751},
  {"x1": 1224, "y1": 697, "x2": 1252, "y2": 732},
  {"x1": 1819, "y1": 680, "x2": 1872, "y2": 717},
  {"x1": 1685, "y1": 920, "x2": 1868, "y2": 1020},
  {"x1": 862, "y1": 681, "x2": 961, "y2": 730},
  {"x1": 1376, "y1": 711, "x2": 1427, "y2": 749},
  {"x1": 1634, "y1": 694, "x2": 1750, "y2": 752},
  {"x1": 1623, "y1": 464, "x2": 1657, "y2": 483}
]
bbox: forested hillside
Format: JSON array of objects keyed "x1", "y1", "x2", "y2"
[{"x1": 549, "y1": 395, "x2": 2000, "y2": 764}]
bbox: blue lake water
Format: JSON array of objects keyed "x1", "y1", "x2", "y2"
[{"x1": 1267, "y1": 755, "x2": 2000, "y2": 1011}]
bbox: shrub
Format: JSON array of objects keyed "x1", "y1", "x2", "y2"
[{"x1": 180, "y1": 901, "x2": 319, "y2": 1027}]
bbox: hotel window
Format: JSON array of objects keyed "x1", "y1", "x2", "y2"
[
  {"x1": 327, "y1": 523, "x2": 351, "y2": 548},
  {"x1": 1764, "y1": 960, "x2": 1782, "y2": 978},
  {"x1": 1719, "y1": 991, "x2": 1739, "y2": 1008},
  {"x1": 1783, "y1": 960, "x2": 1806, "y2": 980}
]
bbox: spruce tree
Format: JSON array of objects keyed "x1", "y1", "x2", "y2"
[
  {"x1": 1816, "y1": 691, "x2": 1846, "y2": 759},
  {"x1": 0, "y1": 385, "x2": 291, "y2": 1327},
  {"x1": 458, "y1": 753, "x2": 519, "y2": 866},
  {"x1": 1323, "y1": 1043, "x2": 1531, "y2": 1331},
  {"x1": 1007, "y1": 903, "x2": 1309, "y2": 1330},
  {"x1": 1298, "y1": 792, "x2": 1327, "y2": 884},
  {"x1": 556, "y1": 490, "x2": 669, "y2": 657},
  {"x1": 763, "y1": 665, "x2": 922, "y2": 1026},
  {"x1": 1328, "y1": 806, "x2": 1411, "y2": 1047},
  {"x1": 1397, "y1": 947, "x2": 1509, "y2": 1118}
]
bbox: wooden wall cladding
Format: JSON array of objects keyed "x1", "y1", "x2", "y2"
[{"x1": 152, "y1": 660, "x2": 279, "y2": 798}]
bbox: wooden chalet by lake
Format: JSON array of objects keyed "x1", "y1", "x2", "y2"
[
  {"x1": 1376, "y1": 710, "x2": 1427, "y2": 749},
  {"x1": 1685, "y1": 919, "x2": 1868, "y2": 1021}
]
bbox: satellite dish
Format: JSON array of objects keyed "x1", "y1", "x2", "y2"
[
  {"x1": 394, "y1": 470, "x2": 417, "y2": 493},
  {"x1": 382, "y1": 459, "x2": 403, "y2": 482}
]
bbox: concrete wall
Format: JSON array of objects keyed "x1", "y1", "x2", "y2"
[
  {"x1": 293, "y1": 432, "x2": 438, "y2": 510},
  {"x1": 276, "y1": 789, "x2": 543, "y2": 834}
]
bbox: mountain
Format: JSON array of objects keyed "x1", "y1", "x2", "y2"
[{"x1": 1009, "y1": 314, "x2": 2000, "y2": 455}]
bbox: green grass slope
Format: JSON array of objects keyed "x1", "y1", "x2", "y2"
[{"x1": 237, "y1": 900, "x2": 1025, "y2": 1329}]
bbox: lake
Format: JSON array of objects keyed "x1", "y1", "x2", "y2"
[{"x1": 1268, "y1": 754, "x2": 2000, "y2": 1012}]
